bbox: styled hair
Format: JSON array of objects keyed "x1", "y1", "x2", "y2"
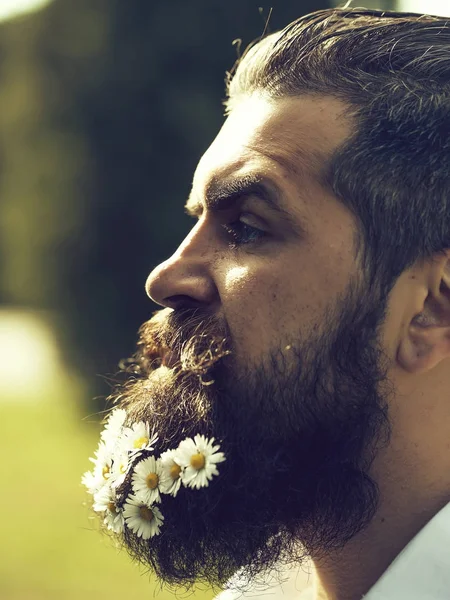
[{"x1": 226, "y1": 8, "x2": 450, "y2": 294}]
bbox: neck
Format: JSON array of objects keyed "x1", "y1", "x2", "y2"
[
  {"x1": 310, "y1": 435, "x2": 450, "y2": 600},
  {"x1": 312, "y1": 498, "x2": 447, "y2": 600}
]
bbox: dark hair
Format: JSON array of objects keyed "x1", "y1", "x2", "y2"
[{"x1": 226, "y1": 8, "x2": 450, "y2": 294}]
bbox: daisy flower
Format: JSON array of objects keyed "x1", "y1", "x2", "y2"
[
  {"x1": 83, "y1": 440, "x2": 114, "y2": 493},
  {"x1": 100, "y1": 408, "x2": 127, "y2": 449},
  {"x1": 121, "y1": 421, "x2": 158, "y2": 456},
  {"x1": 175, "y1": 435, "x2": 226, "y2": 490},
  {"x1": 110, "y1": 449, "x2": 133, "y2": 489},
  {"x1": 131, "y1": 456, "x2": 163, "y2": 504},
  {"x1": 81, "y1": 469, "x2": 99, "y2": 496},
  {"x1": 159, "y1": 449, "x2": 183, "y2": 497},
  {"x1": 123, "y1": 494, "x2": 164, "y2": 539},
  {"x1": 96, "y1": 441, "x2": 114, "y2": 470},
  {"x1": 93, "y1": 486, "x2": 124, "y2": 534}
]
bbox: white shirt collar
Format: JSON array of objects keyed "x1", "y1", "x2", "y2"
[
  {"x1": 364, "y1": 501, "x2": 450, "y2": 600},
  {"x1": 218, "y1": 501, "x2": 450, "y2": 600}
]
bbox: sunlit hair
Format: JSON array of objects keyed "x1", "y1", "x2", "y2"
[{"x1": 226, "y1": 8, "x2": 450, "y2": 295}]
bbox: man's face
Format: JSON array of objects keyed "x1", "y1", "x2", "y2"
[
  {"x1": 148, "y1": 95, "x2": 361, "y2": 367},
  {"x1": 109, "y1": 95, "x2": 394, "y2": 589}
]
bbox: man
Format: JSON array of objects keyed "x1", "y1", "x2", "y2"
[{"x1": 83, "y1": 8, "x2": 450, "y2": 600}]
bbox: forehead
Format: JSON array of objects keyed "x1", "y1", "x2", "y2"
[{"x1": 192, "y1": 93, "x2": 352, "y2": 191}]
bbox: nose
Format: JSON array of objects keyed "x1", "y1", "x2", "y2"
[{"x1": 145, "y1": 222, "x2": 219, "y2": 310}]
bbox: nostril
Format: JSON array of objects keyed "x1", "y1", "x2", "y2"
[{"x1": 163, "y1": 295, "x2": 203, "y2": 310}]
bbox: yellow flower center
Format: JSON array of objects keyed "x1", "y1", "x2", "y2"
[
  {"x1": 102, "y1": 465, "x2": 110, "y2": 479},
  {"x1": 107, "y1": 501, "x2": 117, "y2": 514},
  {"x1": 146, "y1": 473, "x2": 159, "y2": 489},
  {"x1": 139, "y1": 506, "x2": 154, "y2": 522},
  {"x1": 133, "y1": 436, "x2": 149, "y2": 449},
  {"x1": 120, "y1": 462, "x2": 127, "y2": 474},
  {"x1": 170, "y1": 463, "x2": 182, "y2": 480},
  {"x1": 190, "y1": 452, "x2": 205, "y2": 470}
]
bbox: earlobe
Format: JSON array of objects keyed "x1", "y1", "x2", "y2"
[
  {"x1": 397, "y1": 330, "x2": 435, "y2": 374},
  {"x1": 397, "y1": 317, "x2": 450, "y2": 374},
  {"x1": 397, "y1": 252, "x2": 450, "y2": 374}
]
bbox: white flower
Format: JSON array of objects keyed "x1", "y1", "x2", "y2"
[
  {"x1": 82, "y1": 413, "x2": 128, "y2": 495},
  {"x1": 123, "y1": 494, "x2": 164, "y2": 539},
  {"x1": 93, "y1": 486, "x2": 124, "y2": 534},
  {"x1": 100, "y1": 408, "x2": 127, "y2": 449},
  {"x1": 82, "y1": 441, "x2": 114, "y2": 494},
  {"x1": 176, "y1": 435, "x2": 226, "y2": 490},
  {"x1": 159, "y1": 449, "x2": 183, "y2": 497},
  {"x1": 131, "y1": 456, "x2": 163, "y2": 504},
  {"x1": 105, "y1": 504, "x2": 125, "y2": 534},
  {"x1": 94, "y1": 441, "x2": 114, "y2": 474},
  {"x1": 110, "y1": 449, "x2": 132, "y2": 489},
  {"x1": 121, "y1": 421, "x2": 158, "y2": 456},
  {"x1": 92, "y1": 485, "x2": 113, "y2": 512},
  {"x1": 81, "y1": 469, "x2": 100, "y2": 495}
]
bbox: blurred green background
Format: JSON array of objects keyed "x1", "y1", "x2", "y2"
[{"x1": 0, "y1": 0, "x2": 437, "y2": 598}]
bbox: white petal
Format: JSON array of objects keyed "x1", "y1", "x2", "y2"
[
  {"x1": 174, "y1": 438, "x2": 197, "y2": 466},
  {"x1": 123, "y1": 496, "x2": 163, "y2": 539},
  {"x1": 101, "y1": 409, "x2": 127, "y2": 444},
  {"x1": 81, "y1": 470, "x2": 98, "y2": 494},
  {"x1": 181, "y1": 466, "x2": 199, "y2": 485},
  {"x1": 209, "y1": 452, "x2": 226, "y2": 464},
  {"x1": 105, "y1": 510, "x2": 124, "y2": 534}
]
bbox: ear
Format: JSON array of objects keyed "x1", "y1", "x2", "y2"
[{"x1": 398, "y1": 251, "x2": 450, "y2": 374}]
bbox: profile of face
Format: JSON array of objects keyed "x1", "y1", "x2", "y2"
[{"x1": 108, "y1": 95, "x2": 395, "y2": 589}]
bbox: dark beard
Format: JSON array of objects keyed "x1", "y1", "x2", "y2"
[{"x1": 107, "y1": 274, "x2": 393, "y2": 590}]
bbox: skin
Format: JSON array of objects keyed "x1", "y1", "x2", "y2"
[{"x1": 145, "y1": 94, "x2": 450, "y2": 600}]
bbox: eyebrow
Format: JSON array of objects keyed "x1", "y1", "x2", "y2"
[{"x1": 184, "y1": 174, "x2": 300, "y2": 230}]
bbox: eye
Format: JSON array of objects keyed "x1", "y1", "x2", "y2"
[{"x1": 222, "y1": 215, "x2": 266, "y2": 246}]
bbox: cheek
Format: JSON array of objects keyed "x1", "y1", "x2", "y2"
[
  {"x1": 223, "y1": 265, "x2": 251, "y2": 293},
  {"x1": 223, "y1": 265, "x2": 272, "y2": 345},
  {"x1": 218, "y1": 242, "x2": 347, "y2": 362},
  {"x1": 221, "y1": 262, "x2": 314, "y2": 356}
]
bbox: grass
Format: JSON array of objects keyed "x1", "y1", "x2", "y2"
[{"x1": 0, "y1": 378, "x2": 216, "y2": 600}]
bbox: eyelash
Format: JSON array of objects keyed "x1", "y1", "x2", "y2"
[{"x1": 222, "y1": 218, "x2": 266, "y2": 246}]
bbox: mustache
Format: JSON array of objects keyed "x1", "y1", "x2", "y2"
[{"x1": 119, "y1": 307, "x2": 232, "y2": 383}]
